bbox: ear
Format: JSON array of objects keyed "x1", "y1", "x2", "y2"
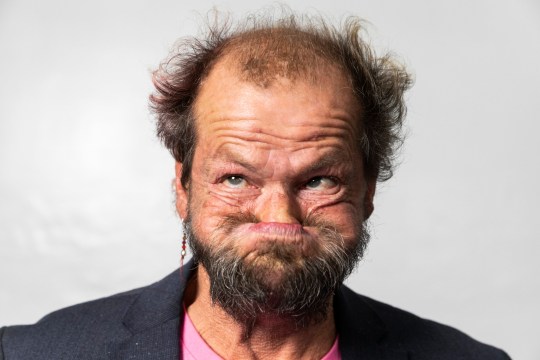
[
  {"x1": 175, "y1": 162, "x2": 188, "y2": 220},
  {"x1": 363, "y1": 178, "x2": 376, "y2": 220}
]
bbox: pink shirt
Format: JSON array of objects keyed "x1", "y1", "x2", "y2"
[{"x1": 180, "y1": 309, "x2": 341, "y2": 360}]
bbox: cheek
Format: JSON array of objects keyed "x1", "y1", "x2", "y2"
[
  {"x1": 299, "y1": 172, "x2": 368, "y2": 220},
  {"x1": 300, "y1": 189, "x2": 365, "y2": 240},
  {"x1": 188, "y1": 182, "x2": 255, "y2": 233},
  {"x1": 206, "y1": 187, "x2": 259, "y2": 209},
  {"x1": 308, "y1": 202, "x2": 362, "y2": 236}
]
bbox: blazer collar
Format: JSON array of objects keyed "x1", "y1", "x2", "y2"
[{"x1": 107, "y1": 261, "x2": 195, "y2": 360}]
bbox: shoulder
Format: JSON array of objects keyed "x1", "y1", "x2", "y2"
[
  {"x1": 0, "y1": 267, "x2": 187, "y2": 360},
  {"x1": 336, "y1": 286, "x2": 511, "y2": 359},
  {"x1": 0, "y1": 287, "x2": 142, "y2": 360}
]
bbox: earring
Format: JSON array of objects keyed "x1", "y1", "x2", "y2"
[
  {"x1": 179, "y1": 231, "x2": 188, "y2": 279},
  {"x1": 181, "y1": 231, "x2": 187, "y2": 266}
]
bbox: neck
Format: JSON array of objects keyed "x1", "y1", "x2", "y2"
[{"x1": 184, "y1": 265, "x2": 337, "y2": 360}]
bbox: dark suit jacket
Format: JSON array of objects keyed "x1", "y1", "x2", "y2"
[{"x1": 1, "y1": 262, "x2": 510, "y2": 359}]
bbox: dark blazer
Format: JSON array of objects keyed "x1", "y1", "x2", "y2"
[{"x1": 1, "y1": 262, "x2": 510, "y2": 359}]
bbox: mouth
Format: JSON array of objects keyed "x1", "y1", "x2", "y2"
[
  {"x1": 248, "y1": 222, "x2": 304, "y2": 236},
  {"x1": 218, "y1": 222, "x2": 320, "y2": 258}
]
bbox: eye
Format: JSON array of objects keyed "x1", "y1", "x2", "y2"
[
  {"x1": 222, "y1": 175, "x2": 247, "y2": 189},
  {"x1": 305, "y1": 176, "x2": 338, "y2": 191}
]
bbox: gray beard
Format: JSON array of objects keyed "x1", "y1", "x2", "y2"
[{"x1": 185, "y1": 213, "x2": 369, "y2": 334}]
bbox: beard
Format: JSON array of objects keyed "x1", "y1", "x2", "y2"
[{"x1": 184, "y1": 212, "x2": 369, "y2": 333}]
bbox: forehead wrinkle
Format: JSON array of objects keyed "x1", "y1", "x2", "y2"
[
  {"x1": 203, "y1": 118, "x2": 358, "y2": 145},
  {"x1": 201, "y1": 121, "x2": 359, "y2": 169},
  {"x1": 210, "y1": 136, "x2": 353, "y2": 159}
]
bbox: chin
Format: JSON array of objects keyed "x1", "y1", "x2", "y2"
[{"x1": 247, "y1": 252, "x2": 303, "y2": 283}]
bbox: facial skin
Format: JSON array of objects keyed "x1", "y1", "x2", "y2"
[
  {"x1": 176, "y1": 60, "x2": 375, "y2": 261},
  {"x1": 175, "y1": 60, "x2": 376, "y2": 357}
]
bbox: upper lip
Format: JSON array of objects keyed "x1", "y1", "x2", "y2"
[{"x1": 248, "y1": 222, "x2": 305, "y2": 237}]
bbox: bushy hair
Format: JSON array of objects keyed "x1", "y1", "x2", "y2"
[{"x1": 150, "y1": 10, "x2": 412, "y2": 186}]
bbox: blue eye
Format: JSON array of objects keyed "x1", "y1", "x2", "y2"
[
  {"x1": 223, "y1": 175, "x2": 247, "y2": 188},
  {"x1": 306, "y1": 176, "x2": 337, "y2": 190}
]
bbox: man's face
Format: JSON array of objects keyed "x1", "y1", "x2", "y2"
[{"x1": 176, "y1": 61, "x2": 375, "y2": 326}]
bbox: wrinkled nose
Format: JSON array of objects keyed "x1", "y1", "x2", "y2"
[{"x1": 255, "y1": 187, "x2": 301, "y2": 224}]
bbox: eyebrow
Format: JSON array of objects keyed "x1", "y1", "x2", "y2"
[
  {"x1": 212, "y1": 149, "x2": 260, "y2": 173},
  {"x1": 302, "y1": 153, "x2": 352, "y2": 174}
]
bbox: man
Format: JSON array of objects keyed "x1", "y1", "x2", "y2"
[{"x1": 0, "y1": 11, "x2": 510, "y2": 360}]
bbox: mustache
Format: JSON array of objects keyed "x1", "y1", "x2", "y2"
[{"x1": 217, "y1": 212, "x2": 258, "y2": 234}]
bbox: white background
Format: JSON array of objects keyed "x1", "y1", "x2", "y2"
[{"x1": 1, "y1": 1, "x2": 539, "y2": 359}]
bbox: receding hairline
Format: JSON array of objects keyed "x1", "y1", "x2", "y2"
[
  {"x1": 198, "y1": 23, "x2": 356, "y2": 89},
  {"x1": 191, "y1": 30, "x2": 361, "y2": 130},
  {"x1": 201, "y1": 52, "x2": 354, "y2": 91}
]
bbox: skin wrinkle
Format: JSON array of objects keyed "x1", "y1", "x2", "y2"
[
  {"x1": 206, "y1": 118, "x2": 357, "y2": 138},
  {"x1": 201, "y1": 171, "x2": 356, "y2": 227},
  {"x1": 207, "y1": 148, "x2": 356, "y2": 187},
  {"x1": 193, "y1": 136, "x2": 362, "y2": 218},
  {"x1": 200, "y1": 125, "x2": 357, "y2": 162}
]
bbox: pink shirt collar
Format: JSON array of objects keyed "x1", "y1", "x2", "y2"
[{"x1": 180, "y1": 308, "x2": 341, "y2": 360}]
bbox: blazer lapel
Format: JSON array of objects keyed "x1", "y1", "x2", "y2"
[
  {"x1": 335, "y1": 286, "x2": 409, "y2": 360},
  {"x1": 106, "y1": 262, "x2": 196, "y2": 360}
]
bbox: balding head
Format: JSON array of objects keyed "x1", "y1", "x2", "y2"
[
  {"x1": 151, "y1": 10, "x2": 412, "y2": 187},
  {"x1": 219, "y1": 27, "x2": 348, "y2": 87}
]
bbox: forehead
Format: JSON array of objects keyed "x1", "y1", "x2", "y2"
[{"x1": 193, "y1": 59, "x2": 361, "y2": 143}]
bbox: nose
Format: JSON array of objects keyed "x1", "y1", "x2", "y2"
[{"x1": 255, "y1": 186, "x2": 301, "y2": 224}]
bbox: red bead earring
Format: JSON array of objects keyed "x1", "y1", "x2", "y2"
[
  {"x1": 179, "y1": 231, "x2": 188, "y2": 279},
  {"x1": 181, "y1": 232, "x2": 187, "y2": 266}
]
